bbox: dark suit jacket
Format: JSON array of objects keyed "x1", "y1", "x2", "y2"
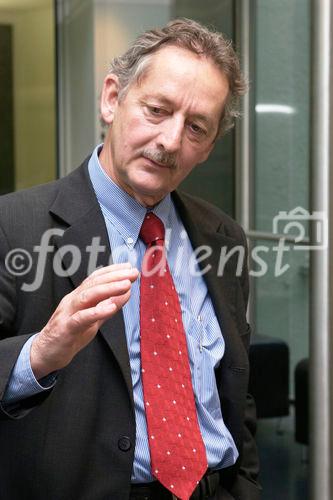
[{"x1": 0, "y1": 159, "x2": 261, "y2": 500}]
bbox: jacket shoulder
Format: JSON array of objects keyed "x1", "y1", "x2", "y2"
[
  {"x1": 0, "y1": 162, "x2": 88, "y2": 211},
  {"x1": 173, "y1": 190, "x2": 246, "y2": 244},
  {"x1": 0, "y1": 161, "x2": 91, "y2": 234}
]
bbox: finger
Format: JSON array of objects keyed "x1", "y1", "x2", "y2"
[
  {"x1": 84, "y1": 267, "x2": 139, "y2": 290},
  {"x1": 87, "y1": 262, "x2": 132, "y2": 280},
  {"x1": 75, "y1": 279, "x2": 133, "y2": 310},
  {"x1": 69, "y1": 290, "x2": 131, "y2": 332},
  {"x1": 97, "y1": 288, "x2": 131, "y2": 313},
  {"x1": 61, "y1": 268, "x2": 138, "y2": 314}
]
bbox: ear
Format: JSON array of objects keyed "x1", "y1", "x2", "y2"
[{"x1": 100, "y1": 74, "x2": 120, "y2": 125}]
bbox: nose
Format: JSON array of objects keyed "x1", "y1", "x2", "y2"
[{"x1": 156, "y1": 116, "x2": 184, "y2": 153}]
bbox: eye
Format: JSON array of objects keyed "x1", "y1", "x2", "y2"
[
  {"x1": 148, "y1": 106, "x2": 164, "y2": 115},
  {"x1": 189, "y1": 122, "x2": 205, "y2": 135}
]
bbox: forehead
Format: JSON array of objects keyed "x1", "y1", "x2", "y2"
[{"x1": 129, "y1": 45, "x2": 229, "y2": 119}]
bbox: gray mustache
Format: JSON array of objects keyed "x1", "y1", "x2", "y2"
[{"x1": 142, "y1": 148, "x2": 178, "y2": 170}]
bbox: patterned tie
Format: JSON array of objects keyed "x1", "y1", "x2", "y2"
[{"x1": 139, "y1": 212, "x2": 208, "y2": 500}]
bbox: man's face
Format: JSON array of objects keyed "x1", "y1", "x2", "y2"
[{"x1": 100, "y1": 45, "x2": 229, "y2": 206}]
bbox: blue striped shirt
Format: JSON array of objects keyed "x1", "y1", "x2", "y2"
[{"x1": 88, "y1": 145, "x2": 238, "y2": 481}]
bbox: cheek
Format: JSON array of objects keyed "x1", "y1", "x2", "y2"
[
  {"x1": 113, "y1": 109, "x2": 146, "y2": 147},
  {"x1": 126, "y1": 111, "x2": 156, "y2": 144},
  {"x1": 180, "y1": 143, "x2": 209, "y2": 169}
]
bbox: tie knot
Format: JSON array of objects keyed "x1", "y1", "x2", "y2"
[{"x1": 140, "y1": 213, "x2": 165, "y2": 246}]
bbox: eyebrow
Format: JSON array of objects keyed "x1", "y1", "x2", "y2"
[{"x1": 141, "y1": 93, "x2": 213, "y2": 129}]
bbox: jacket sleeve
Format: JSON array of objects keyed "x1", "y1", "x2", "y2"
[{"x1": 0, "y1": 222, "x2": 53, "y2": 419}]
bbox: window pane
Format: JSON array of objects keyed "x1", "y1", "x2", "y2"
[{"x1": 254, "y1": 0, "x2": 310, "y2": 232}]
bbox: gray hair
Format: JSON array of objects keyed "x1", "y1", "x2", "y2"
[{"x1": 109, "y1": 18, "x2": 247, "y2": 136}]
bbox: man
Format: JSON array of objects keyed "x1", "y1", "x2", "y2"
[{"x1": 0, "y1": 19, "x2": 260, "y2": 500}]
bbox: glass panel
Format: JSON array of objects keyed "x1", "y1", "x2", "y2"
[
  {"x1": 251, "y1": 239, "x2": 309, "y2": 393},
  {"x1": 250, "y1": 239, "x2": 309, "y2": 500},
  {"x1": 0, "y1": 0, "x2": 56, "y2": 192},
  {"x1": 252, "y1": 1, "x2": 311, "y2": 498},
  {"x1": 254, "y1": 0, "x2": 311, "y2": 232},
  {"x1": 254, "y1": 0, "x2": 311, "y2": 394}
]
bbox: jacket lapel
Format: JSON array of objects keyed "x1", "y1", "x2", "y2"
[
  {"x1": 48, "y1": 161, "x2": 133, "y2": 404},
  {"x1": 172, "y1": 191, "x2": 246, "y2": 368}
]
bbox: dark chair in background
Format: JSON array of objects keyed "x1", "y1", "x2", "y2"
[
  {"x1": 249, "y1": 334, "x2": 290, "y2": 419},
  {"x1": 294, "y1": 358, "x2": 309, "y2": 445}
]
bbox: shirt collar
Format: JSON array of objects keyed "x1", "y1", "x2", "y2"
[{"x1": 88, "y1": 144, "x2": 172, "y2": 247}]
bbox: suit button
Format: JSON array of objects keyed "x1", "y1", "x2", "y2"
[{"x1": 118, "y1": 436, "x2": 131, "y2": 451}]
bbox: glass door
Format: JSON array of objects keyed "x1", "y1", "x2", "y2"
[{"x1": 236, "y1": 1, "x2": 311, "y2": 498}]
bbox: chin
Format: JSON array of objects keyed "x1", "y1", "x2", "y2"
[
  {"x1": 131, "y1": 178, "x2": 168, "y2": 196},
  {"x1": 132, "y1": 185, "x2": 167, "y2": 206}
]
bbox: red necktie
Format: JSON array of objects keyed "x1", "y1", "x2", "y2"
[{"x1": 139, "y1": 212, "x2": 208, "y2": 500}]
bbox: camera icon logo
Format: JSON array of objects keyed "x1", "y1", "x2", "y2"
[{"x1": 272, "y1": 206, "x2": 327, "y2": 250}]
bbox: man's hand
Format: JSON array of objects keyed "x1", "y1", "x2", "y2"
[{"x1": 30, "y1": 263, "x2": 139, "y2": 379}]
